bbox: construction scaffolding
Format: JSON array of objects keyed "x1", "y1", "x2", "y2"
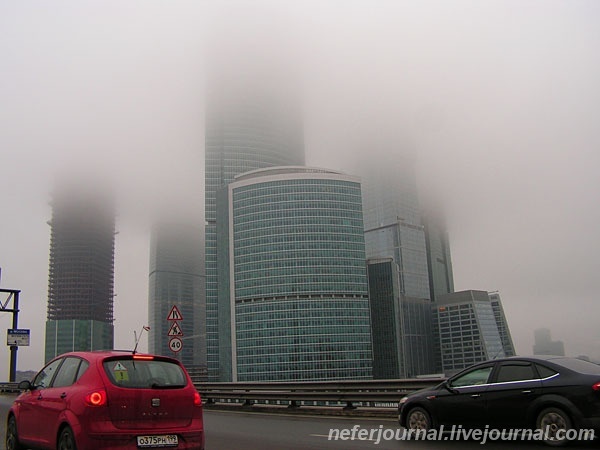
[{"x1": 46, "y1": 187, "x2": 115, "y2": 359}]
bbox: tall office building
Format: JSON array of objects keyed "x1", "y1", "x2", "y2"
[
  {"x1": 360, "y1": 154, "x2": 428, "y2": 289},
  {"x1": 359, "y1": 154, "x2": 436, "y2": 376},
  {"x1": 367, "y1": 258, "x2": 434, "y2": 378},
  {"x1": 488, "y1": 291, "x2": 516, "y2": 357},
  {"x1": 45, "y1": 185, "x2": 115, "y2": 362},
  {"x1": 423, "y1": 206, "x2": 455, "y2": 302},
  {"x1": 433, "y1": 290, "x2": 505, "y2": 375},
  {"x1": 205, "y1": 88, "x2": 305, "y2": 380},
  {"x1": 148, "y1": 222, "x2": 205, "y2": 371},
  {"x1": 217, "y1": 167, "x2": 372, "y2": 381}
]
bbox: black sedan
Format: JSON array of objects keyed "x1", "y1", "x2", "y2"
[{"x1": 398, "y1": 356, "x2": 600, "y2": 446}]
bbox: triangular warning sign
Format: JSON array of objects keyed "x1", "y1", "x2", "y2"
[
  {"x1": 168, "y1": 322, "x2": 184, "y2": 337},
  {"x1": 113, "y1": 362, "x2": 128, "y2": 371},
  {"x1": 167, "y1": 305, "x2": 183, "y2": 321}
]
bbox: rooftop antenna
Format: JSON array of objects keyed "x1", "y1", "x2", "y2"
[{"x1": 133, "y1": 325, "x2": 151, "y2": 354}]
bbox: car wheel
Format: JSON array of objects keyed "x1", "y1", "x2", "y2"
[
  {"x1": 536, "y1": 407, "x2": 572, "y2": 447},
  {"x1": 58, "y1": 426, "x2": 78, "y2": 450},
  {"x1": 406, "y1": 406, "x2": 432, "y2": 431},
  {"x1": 6, "y1": 416, "x2": 24, "y2": 450}
]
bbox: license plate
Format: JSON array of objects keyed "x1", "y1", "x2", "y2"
[{"x1": 136, "y1": 435, "x2": 178, "y2": 447}]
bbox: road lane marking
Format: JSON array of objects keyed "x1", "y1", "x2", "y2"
[{"x1": 309, "y1": 434, "x2": 378, "y2": 441}]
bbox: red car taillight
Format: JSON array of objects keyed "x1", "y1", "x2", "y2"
[
  {"x1": 194, "y1": 391, "x2": 202, "y2": 406},
  {"x1": 593, "y1": 382, "x2": 600, "y2": 391},
  {"x1": 85, "y1": 390, "x2": 107, "y2": 406}
]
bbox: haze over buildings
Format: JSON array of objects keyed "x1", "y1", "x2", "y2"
[
  {"x1": 1, "y1": 1, "x2": 600, "y2": 371},
  {"x1": 205, "y1": 75, "x2": 305, "y2": 380},
  {"x1": 44, "y1": 184, "x2": 115, "y2": 362},
  {"x1": 148, "y1": 222, "x2": 205, "y2": 369},
  {"x1": 533, "y1": 328, "x2": 566, "y2": 357}
]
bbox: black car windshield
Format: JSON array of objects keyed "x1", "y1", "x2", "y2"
[
  {"x1": 551, "y1": 357, "x2": 600, "y2": 375},
  {"x1": 103, "y1": 358, "x2": 187, "y2": 388}
]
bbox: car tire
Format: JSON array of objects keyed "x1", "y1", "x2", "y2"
[
  {"x1": 406, "y1": 406, "x2": 432, "y2": 432},
  {"x1": 536, "y1": 407, "x2": 572, "y2": 447},
  {"x1": 6, "y1": 416, "x2": 24, "y2": 450},
  {"x1": 58, "y1": 425, "x2": 78, "y2": 450}
]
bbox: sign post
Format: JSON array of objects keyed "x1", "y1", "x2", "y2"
[{"x1": 1, "y1": 287, "x2": 21, "y2": 382}]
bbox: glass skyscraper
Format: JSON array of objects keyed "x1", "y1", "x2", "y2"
[
  {"x1": 488, "y1": 291, "x2": 516, "y2": 357},
  {"x1": 367, "y1": 258, "x2": 435, "y2": 378},
  {"x1": 45, "y1": 184, "x2": 115, "y2": 362},
  {"x1": 148, "y1": 222, "x2": 205, "y2": 371},
  {"x1": 361, "y1": 154, "x2": 431, "y2": 299},
  {"x1": 433, "y1": 290, "x2": 505, "y2": 375},
  {"x1": 205, "y1": 90, "x2": 304, "y2": 380},
  {"x1": 423, "y1": 207, "x2": 455, "y2": 302},
  {"x1": 359, "y1": 154, "x2": 438, "y2": 376},
  {"x1": 217, "y1": 167, "x2": 372, "y2": 381}
]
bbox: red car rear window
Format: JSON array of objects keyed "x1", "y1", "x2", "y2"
[{"x1": 103, "y1": 358, "x2": 187, "y2": 389}]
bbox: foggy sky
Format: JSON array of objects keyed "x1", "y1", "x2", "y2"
[{"x1": 1, "y1": 0, "x2": 599, "y2": 371}]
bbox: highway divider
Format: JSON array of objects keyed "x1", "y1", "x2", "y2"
[{"x1": 194, "y1": 378, "x2": 444, "y2": 413}]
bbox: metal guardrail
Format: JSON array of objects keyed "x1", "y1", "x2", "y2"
[
  {"x1": 0, "y1": 382, "x2": 20, "y2": 393},
  {"x1": 0, "y1": 378, "x2": 445, "y2": 410},
  {"x1": 194, "y1": 378, "x2": 444, "y2": 410}
]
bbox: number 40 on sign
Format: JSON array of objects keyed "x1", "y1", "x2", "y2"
[{"x1": 169, "y1": 337, "x2": 183, "y2": 353}]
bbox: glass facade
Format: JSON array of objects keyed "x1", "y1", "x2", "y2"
[
  {"x1": 219, "y1": 168, "x2": 372, "y2": 381},
  {"x1": 205, "y1": 97, "x2": 304, "y2": 380},
  {"x1": 361, "y1": 157, "x2": 430, "y2": 295},
  {"x1": 368, "y1": 259, "x2": 435, "y2": 378},
  {"x1": 359, "y1": 155, "x2": 442, "y2": 377},
  {"x1": 433, "y1": 290, "x2": 505, "y2": 375},
  {"x1": 488, "y1": 291, "x2": 516, "y2": 357},
  {"x1": 148, "y1": 223, "x2": 205, "y2": 370},
  {"x1": 423, "y1": 209, "x2": 455, "y2": 302},
  {"x1": 364, "y1": 223, "x2": 430, "y2": 299},
  {"x1": 45, "y1": 320, "x2": 113, "y2": 362}
]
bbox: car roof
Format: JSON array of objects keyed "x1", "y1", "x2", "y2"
[{"x1": 486, "y1": 355, "x2": 582, "y2": 363}]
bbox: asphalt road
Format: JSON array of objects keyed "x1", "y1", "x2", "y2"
[{"x1": 1, "y1": 394, "x2": 597, "y2": 449}]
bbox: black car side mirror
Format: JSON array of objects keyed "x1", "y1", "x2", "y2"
[
  {"x1": 442, "y1": 380, "x2": 459, "y2": 394},
  {"x1": 18, "y1": 380, "x2": 33, "y2": 391}
]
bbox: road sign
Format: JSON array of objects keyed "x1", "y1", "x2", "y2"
[
  {"x1": 169, "y1": 337, "x2": 183, "y2": 353},
  {"x1": 167, "y1": 305, "x2": 183, "y2": 321},
  {"x1": 167, "y1": 322, "x2": 183, "y2": 337},
  {"x1": 7, "y1": 329, "x2": 30, "y2": 346}
]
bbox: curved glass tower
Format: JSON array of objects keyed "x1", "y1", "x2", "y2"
[
  {"x1": 205, "y1": 91, "x2": 305, "y2": 380},
  {"x1": 218, "y1": 167, "x2": 372, "y2": 381}
]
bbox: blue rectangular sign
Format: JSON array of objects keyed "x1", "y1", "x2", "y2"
[{"x1": 7, "y1": 329, "x2": 30, "y2": 346}]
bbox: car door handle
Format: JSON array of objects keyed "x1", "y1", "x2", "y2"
[
  {"x1": 471, "y1": 394, "x2": 481, "y2": 398},
  {"x1": 37, "y1": 394, "x2": 43, "y2": 400},
  {"x1": 521, "y1": 390, "x2": 532, "y2": 394},
  {"x1": 60, "y1": 392, "x2": 67, "y2": 399}
]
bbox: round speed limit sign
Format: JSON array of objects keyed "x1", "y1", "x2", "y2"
[{"x1": 169, "y1": 337, "x2": 183, "y2": 353}]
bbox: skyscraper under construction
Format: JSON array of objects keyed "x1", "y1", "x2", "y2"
[{"x1": 44, "y1": 184, "x2": 115, "y2": 362}]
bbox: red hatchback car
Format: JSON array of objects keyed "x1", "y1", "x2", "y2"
[{"x1": 5, "y1": 351, "x2": 205, "y2": 450}]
